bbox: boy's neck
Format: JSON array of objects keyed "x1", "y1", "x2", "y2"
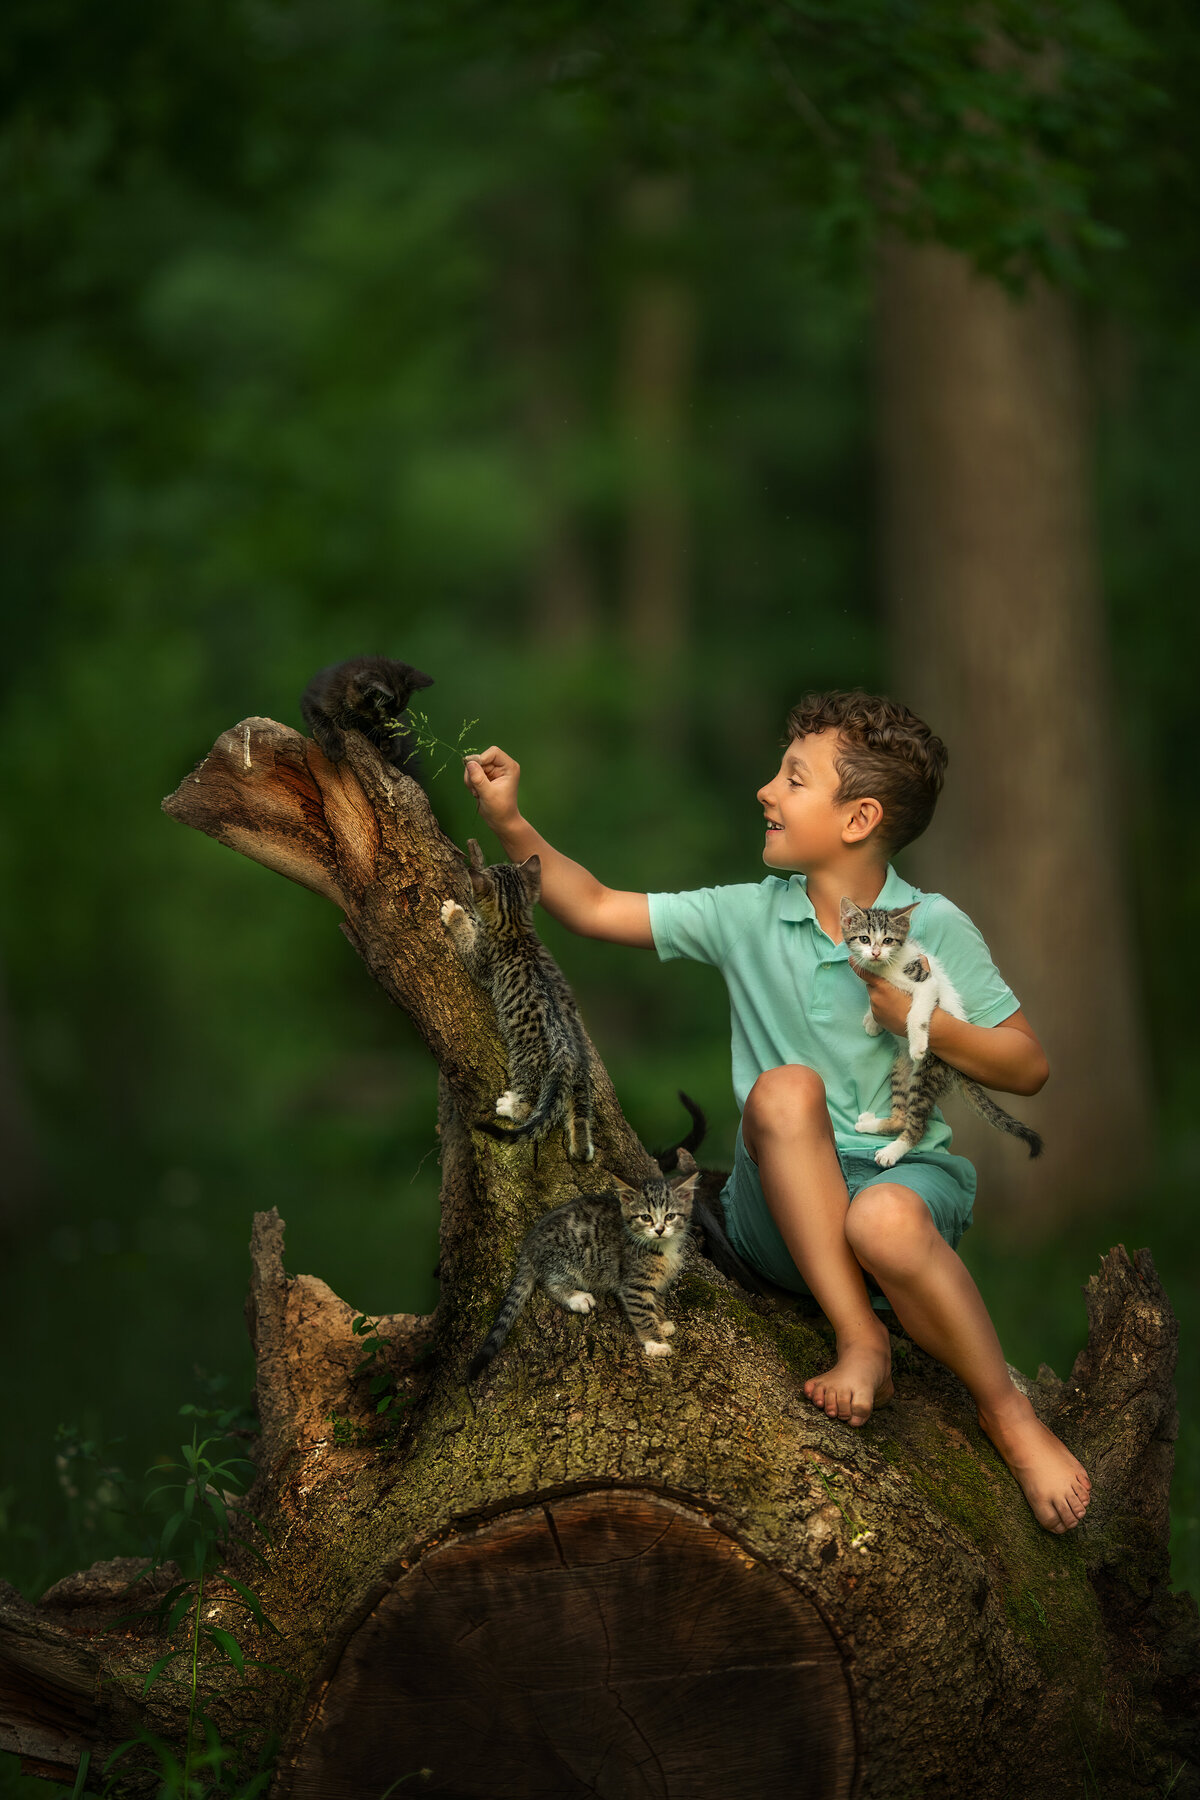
[{"x1": 801, "y1": 859, "x2": 891, "y2": 942}]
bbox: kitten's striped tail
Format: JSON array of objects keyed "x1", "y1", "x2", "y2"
[
  {"x1": 468, "y1": 1261, "x2": 537, "y2": 1379},
  {"x1": 959, "y1": 1079, "x2": 1044, "y2": 1158},
  {"x1": 475, "y1": 1071, "x2": 565, "y2": 1144}
]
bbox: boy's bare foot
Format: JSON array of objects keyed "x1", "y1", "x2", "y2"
[
  {"x1": 804, "y1": 1329, "x2": 894, "y2": 1427},
  {"x1": 977, "y1": 1390, "x2": 1091, "y2": 1533}
]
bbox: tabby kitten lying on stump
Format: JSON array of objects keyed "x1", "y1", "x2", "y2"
[
  {"x1": 469, "y1": 1154, "x2": 701, "y2": 1378},
  {"x1": 441, "y1": 839, "x2": 595, "y2": 1161}
]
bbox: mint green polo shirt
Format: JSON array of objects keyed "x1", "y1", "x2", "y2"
[{"x1": 647, "y1": 867, "x2": 1019, "y2": 1164}]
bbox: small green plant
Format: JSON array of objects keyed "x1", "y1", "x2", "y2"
[
  {"x1": 104, "y1": 1396, "x2": 285, "y2": 1798},
  {"x1": 405, "y1": 710, "x2": 482, "y2": 780},
  {"x1": 351, "y1": 1314, "x2": 412, "y2": 1421},
  {"x1": 811, "y1": 1462, "x2": 876, "y2": 1554}
]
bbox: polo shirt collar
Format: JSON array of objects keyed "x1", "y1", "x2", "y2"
[{"x1": 779, "y1": 865, "x2": 919, "y2": 926}]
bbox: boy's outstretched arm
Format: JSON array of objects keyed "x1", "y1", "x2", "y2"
[
  {"x1": 463, "y1": 748, "x2": 654, "y2": 948},
  {"x1": 854, "y1": 971, "x2": 1049, "y2": 1097}
]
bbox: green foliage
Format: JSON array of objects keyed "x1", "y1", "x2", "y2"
[
  {"x1": 350, "y1": 1314, "x2": 413, "y2": 1422},
  {"x1": 104, "y1": 1396, "x2": 282, "y2": 1799}
]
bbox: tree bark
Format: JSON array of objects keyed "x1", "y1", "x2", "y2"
[
  {"x1": 875, "y1": 240, "x2": 1152, "y2": 1227},
  {"x1": 1, "y1": 719, "x2": 1194, "y2": 1799}
]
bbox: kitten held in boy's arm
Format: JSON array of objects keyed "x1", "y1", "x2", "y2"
[
  {"x1": 464, "y1": 748, "x2": 654, "y2": 947},
  {"x1": 842, "y1": 898, "x2": 1045, "y2": 1167}
]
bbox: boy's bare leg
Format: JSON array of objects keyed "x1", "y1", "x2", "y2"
[
  {"x1": 742, "y1": 1067, "x2": 893, "y2": 1426},
  {"x1": 846, "y1": 1185, "x2": 1091, "y2": 1533}
]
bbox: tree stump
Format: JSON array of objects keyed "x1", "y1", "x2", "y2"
[{"x1": 1, "y1": 719, "x2": 1196, "y2": 1799}]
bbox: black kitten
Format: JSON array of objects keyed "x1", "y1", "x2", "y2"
[{"x1": 300, "y1": 656, "x2": 434, "y2": 777}]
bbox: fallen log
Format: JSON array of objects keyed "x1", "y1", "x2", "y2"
[{"x1": 1, "y1": 719, "x2": 1195, "y2": 1799}]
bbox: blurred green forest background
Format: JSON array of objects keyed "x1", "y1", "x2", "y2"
[{"x1": 2, "y1": 5, "x2": 1200, "y2": 1764}]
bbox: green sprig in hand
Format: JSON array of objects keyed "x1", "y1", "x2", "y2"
[{"x1": 406, "y1": 709, "x2": 482, "y2": 780}]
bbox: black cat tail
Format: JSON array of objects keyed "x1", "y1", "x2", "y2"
[
  {"x1": 468, "y1": 1262, "x2": 537, "y2": 1379},
  {"x1": 959, "y1": 1079, "x2": 1044, "y2": 1158},
  {"x1": 656, "y1": 1090, "x2": 708, "y2": 1173},
  {"x1": 475, "y1": 1072, "x2": 565, "y2": 1144}
]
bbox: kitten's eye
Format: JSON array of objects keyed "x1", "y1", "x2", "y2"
[
  {"x1": 856, "y1": 936, "x2": 870, "y2": 944},
  {"x1": 883, "y1": 936, "x2": 897, "y2": 945}
]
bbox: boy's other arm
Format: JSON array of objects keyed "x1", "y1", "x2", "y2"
[
  {"x1": 854, "y1": 971, "x2": 1049, "y2": 1097},
  {"x1": 463, "y1": 748, "x2": 654, "y2": 948}
]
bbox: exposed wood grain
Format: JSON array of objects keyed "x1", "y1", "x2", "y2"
[{"x1": 285, "y1": 1490, "x2": 856, "y2": 1800}]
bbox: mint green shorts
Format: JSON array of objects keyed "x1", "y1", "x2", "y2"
[{"x1": 721, "y1": 1124, "x2": 977, "y2": 1301}]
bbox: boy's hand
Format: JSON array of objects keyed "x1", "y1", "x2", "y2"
[
  {"x1": 851, "y1": 962, "x2": 919, "y2": 1036},
  {"x1": 464, "y1": 746, "x2": 522, "y2": 834}
]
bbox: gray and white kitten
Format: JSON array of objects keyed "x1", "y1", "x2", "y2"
[
  {"x1": 840, "y1": 898, "x2": 1043, "y2": 1168},
  {"x1": 441, "y1": 840, "x2": 594, "y2": 1161},
  {"x1": 468, "y1": 1158, "x2": 701, "y2": 1378}
]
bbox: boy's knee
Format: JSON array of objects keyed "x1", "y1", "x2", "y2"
[
  {"x1": 845, "y1": 1184, "x2": 937, "y2": 1279},
  {"x1": 743, "y1": 1065, "x2": 830, "y2": 1151}
]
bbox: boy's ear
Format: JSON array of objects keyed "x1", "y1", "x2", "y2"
[{"x1": 842, "y1": 797, "x2": 884, "y2": 845}]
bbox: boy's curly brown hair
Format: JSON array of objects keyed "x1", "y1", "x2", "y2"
[{"x1": 784, "y1": 690, "x2": 948, "y2": 853}]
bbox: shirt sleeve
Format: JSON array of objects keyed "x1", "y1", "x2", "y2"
[
  {"x1": 647, "y1": 887, "x2": 739, "y2": 967},
  {"x1": 914, "y1": 895, "x2": 1020, "y2": 1028}
]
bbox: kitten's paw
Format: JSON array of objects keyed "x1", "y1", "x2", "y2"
[
  {"x1": 855, "y1": 1112, "x2": 882, "y2": 1134},
  {"x1": 494, "y1": 1090, "x2": 519, "y2": 1119},
  {"x1": 565, "y1": 1291, "x2": 595, "y2": 1314},
  {"x1": 909, "y1": 1031, "x2": 930, "y2": 1059},
  {"x1": 875, "y1": 1141, "x2": 909, "y2": 1169},
  {"x1": 643, "y1": 1339, "x2": 672, "y2": 1358},
  {"x1": 864, "y1": 1014, "x2": 883, "y2": 1037},
  {"x1": 659, "y1": 1320, "x2": 676, "y2": 1337},
  {"x1": 440, "y1": 899, "x2": 465, "y2": 927}
]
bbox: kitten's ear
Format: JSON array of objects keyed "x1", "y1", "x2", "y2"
[
  {"x1": 674, "y1": 1147, "x2": 698, "y2": 1178},
  {"x1": 405, "y1": 666, "x2": 435, "y2": 692},
  {"x1": 611, "y1": 1178, "x2": 641, "y2": 1205},
  {"x1": 839, "y1": 896, "x2": 863, "y2": 928},
  {"x1": 466, "y1": 838, "x2": 490, "y2": 897},
  {"x1": 892, "y1": 903, "x2": 920, "y2": 925},
  {"x1": 670, "y1": 1171, "x2": 701, "y2": 1204},
  {"x1": 519, "y1": 855, "x2": 542, "y2": 904}
]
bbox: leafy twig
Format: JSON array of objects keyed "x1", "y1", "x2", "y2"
[{"x1": 406, "y1": 710, "x2": 482, "y2": 780}]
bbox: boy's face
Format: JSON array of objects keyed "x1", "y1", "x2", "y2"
[{"x1": 757, "y1": 732, "x2": 857, "y2": 871}]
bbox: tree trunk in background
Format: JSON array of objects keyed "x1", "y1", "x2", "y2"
[
  {"x1": 619, "y1": 177, "x2": 694, "y2": 687},
  {"x1": 876, "y1": 241, "x2": 1152, "y2": 1229}
]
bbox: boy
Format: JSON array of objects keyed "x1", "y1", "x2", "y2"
[{"x1": 462, "y1": 690, "x2": 1091, "y2": 1535}]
